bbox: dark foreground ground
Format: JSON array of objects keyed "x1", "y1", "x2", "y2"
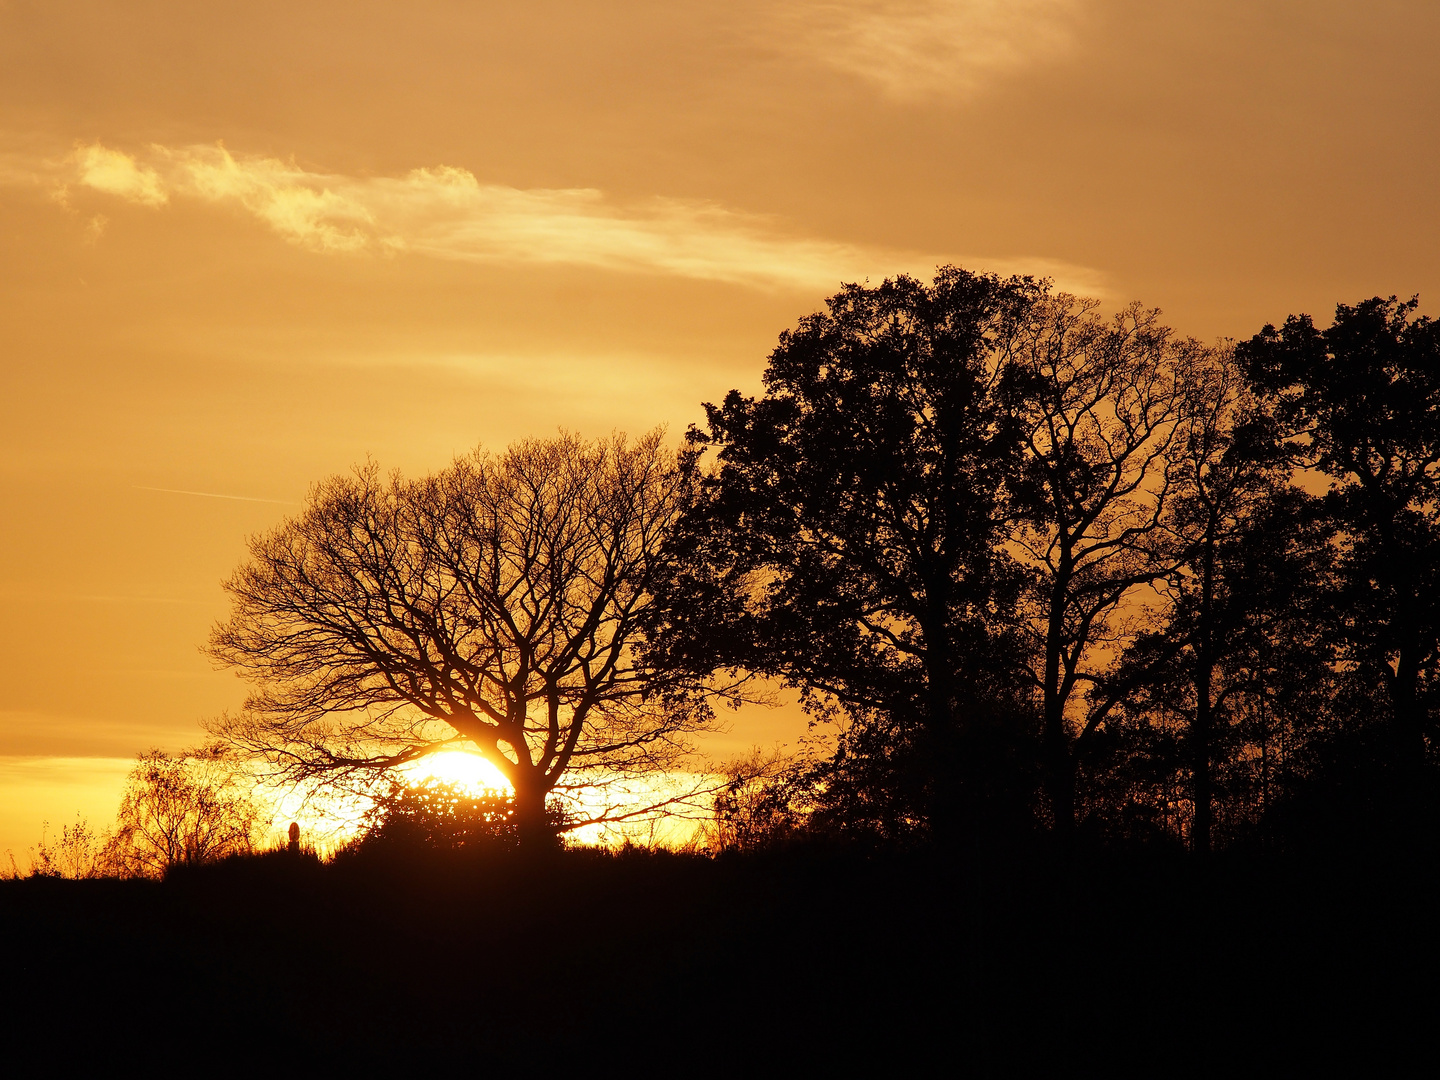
[{"x1": 1, "y1": 844, "x2": 1434, "y2": 1074}]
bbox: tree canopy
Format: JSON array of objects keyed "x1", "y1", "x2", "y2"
[
  {"x1": 209, "y1": 430, "x2": 714, "y2": 846},
  {"x1": 649, "y1": 271, "x2": 1440, "y2": 851},
  {"x1": 646, "y1": 269, "x2": 1046, "y2": 838},
  {"x1": 1239, "y1": 297, "x2": 1440, "y2": 778}
]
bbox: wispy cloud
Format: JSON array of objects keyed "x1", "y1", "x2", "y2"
[
  {"x1": 51, "y1": 140, "x2": 1106, "y2": 295},
  {"x1": 73, "y1": 142, "x2": 168, "y2": 206},
  {"x1": 771, "y1": 0, "x2": 1082, "y2": 102},
  {"x1": 173, "y1": 148, "x2": 371, "y2": 253}
]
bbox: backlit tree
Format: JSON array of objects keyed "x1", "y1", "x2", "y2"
[{"x1": 209, "y1": 431, "x2": 713, "y2": 847}]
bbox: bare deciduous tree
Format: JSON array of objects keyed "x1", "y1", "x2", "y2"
[
  {"x1": 1158, "y1": 351, "x2": 1292, "y2": 851},
  {"x1": 1010, "y1": 296, "x2": 1203, "y2": 834},
  {"x1": 209, "y1": 430, "x2": 715, "y2": 847},
  {"x1": 103, "y1": 746, "x2": 264, "y2": 876}
]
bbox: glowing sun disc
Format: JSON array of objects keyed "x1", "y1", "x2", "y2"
[{"x1": 403, "y1": 750, "x2": 513, "y2": 794}]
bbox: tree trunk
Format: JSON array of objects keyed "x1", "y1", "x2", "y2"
[
  {"x1": 1192, "y1": 526, "x2": 1217, "y2": 857},
  {"x1": 1192, "y1": 663, "x2": 1214, "y2": 856},
  {"x1": 922, "y1": 594, "x2": 963, "y2": 842},
  {"x1": 512, "y1": 779, "x2": 556, "y2": 853},
  {"x1": 1043, "y1": 577, "x2": 1075, "y2": 841},
  {"x1": 1391, "y1": 614, "x2": 1426, "y2": 774},
  {"x1": 1044, "y1": 704, "x2": 1075, "y2": 842}
]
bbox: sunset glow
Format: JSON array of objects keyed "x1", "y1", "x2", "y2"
[
  {"x1": 403, "y1": 750, "x2": 513, "y2": 796},
  {"x1": 5, "y1": 8, "x2": 1440, "y2": 1073},
  {"x1": 2, "y1": 1, "x2": 1438, "y2": 860}
]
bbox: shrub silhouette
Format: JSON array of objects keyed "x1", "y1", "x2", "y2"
[
  {"x1": 28, "y1": 815, "x2": 108, "y2": 879},
  {"x1": 350, "y1": 777, "x2": 569, "y2": 854}
]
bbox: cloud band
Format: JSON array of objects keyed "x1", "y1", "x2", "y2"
[{"x1": 57, "y1": 140, "x2": 1105, "y2": 295}]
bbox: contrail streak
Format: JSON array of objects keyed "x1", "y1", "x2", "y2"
[{"x1": 134, "y1": 485, "x2": 296, "y2": 505}]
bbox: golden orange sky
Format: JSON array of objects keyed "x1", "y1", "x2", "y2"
[{"x1": 2, "y1": 0, "x2": 1438, "y2": 855}]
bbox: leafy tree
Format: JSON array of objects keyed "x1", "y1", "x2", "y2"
[
  {"x1": 646, "y1": 268, "x2": 1043, "y2": 840},
  {"x1": 1203, "y1": 492, "x2": 1346, "y2": 845},
  {"x1": 1238, "y1": 297, "x2": 1440, "y2": 780},
  {"x1": 103, "y1": 746, "x2": 264, "y2": 876},
  {"x1": 210, "y1": 431, "x2": 714, "y2": 849}
]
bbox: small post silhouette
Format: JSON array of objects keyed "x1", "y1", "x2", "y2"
[{"x1": 287, "y1": 821, "x2": 300, "y2": 854}]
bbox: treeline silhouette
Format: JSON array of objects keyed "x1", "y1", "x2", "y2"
[
  {"x1": 5, "y1": 269, "x2": 1439, "y2": 1068},
  {"x1": 649, "y1": 270, "x2": 1440, "y2": 859},
  {"x1": 104, "y1": 266, "x2": 1436, "y2": 858}
]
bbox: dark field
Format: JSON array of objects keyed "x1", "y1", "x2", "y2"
[{"x1": 2, "y1": 846, "x2": 1432, "y2": 1074}]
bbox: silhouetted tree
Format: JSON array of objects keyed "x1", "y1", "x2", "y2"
[
  {"x1": 704, "y1": 750, "x2": 808, "y2": 853},
  {"x1": 1136, "y1": 351, "x2": 1292, "y2": 851},
  {"x1": 1238, "y1": 297, "x2": 1440, "y2": 785},
  {"x1": 1007, "y1": 296, "x2": 1206, "y2": 837},
  {"x1": 210, "y1": 431, "x2": 714, "y2": 849},
  {"x1": 1202, "y1": 491, "x2": 1343, "y2": 845},
  {"x1": 1100, "y1": 482, "x2": 1339, "y2": 850},
  {"x1": 646, "y1": 268, "x2": 1043, "y2": 840},
  {"x1": 103, "y1": 746, "x2": 264, "y2": 876}
]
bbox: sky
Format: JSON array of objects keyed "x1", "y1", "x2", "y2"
[{"x1": 1, "y1": 0, "x2": 1437, "y2": 856}]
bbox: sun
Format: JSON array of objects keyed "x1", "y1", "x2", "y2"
[{"x1": 402, "y1": 749, "x2": 513, "y2": 794}]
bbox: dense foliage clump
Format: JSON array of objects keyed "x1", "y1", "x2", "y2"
[{"x1": 345, "y1": 778, "x2": 570, "y2": 855}]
